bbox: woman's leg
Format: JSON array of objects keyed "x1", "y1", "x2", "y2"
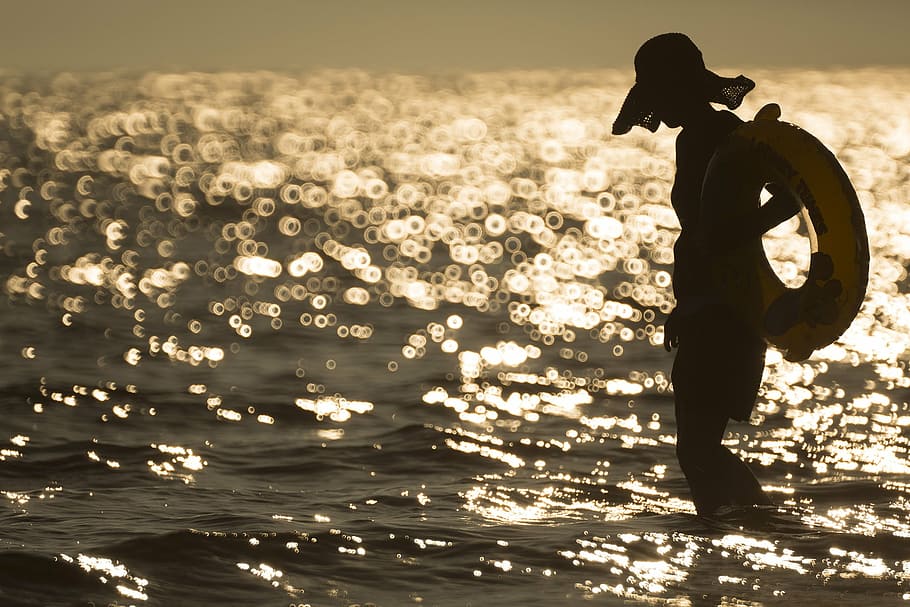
[
  {"x1": 674, "y1": 392, "x2": 770, "y2": 514},
  {"x1": 672, "y1": 334, "x2": 770, "y2": 515}
]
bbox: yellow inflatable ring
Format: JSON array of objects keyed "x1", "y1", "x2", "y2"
[{"x1": 701, "y1": 104, "x2": 869, "y2": 362}]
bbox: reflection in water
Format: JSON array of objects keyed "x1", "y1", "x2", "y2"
[
  {"x1": 1, "y1": 68, "x2": 910, "y2": 604},
  {"x1": 61, "y1": 553, "x2": 149, "y2": 602}
]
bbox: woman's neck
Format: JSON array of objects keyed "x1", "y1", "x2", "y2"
[{"x1": 680, "y1": 104, "x2": 719, "y2": 131}]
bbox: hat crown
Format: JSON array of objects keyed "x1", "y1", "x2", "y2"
[{"x1": 634, "y1": 33, "x2": 706, "y2": 85}]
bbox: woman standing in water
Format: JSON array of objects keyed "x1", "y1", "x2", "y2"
[{"x1": 612, "y1": 33, "x2": 800, "y2": 515}]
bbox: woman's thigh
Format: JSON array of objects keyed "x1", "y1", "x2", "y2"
[
  {"x1": 672, "y1": 311, "x2": 766, "y2": 422},
  {"x1": 672, "y1": 343, "x2": 730, "y2": 448}
]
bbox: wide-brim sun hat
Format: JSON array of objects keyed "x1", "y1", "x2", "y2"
[{"x1": 612, "y1": 33, "x2": 755, "y2": 135}]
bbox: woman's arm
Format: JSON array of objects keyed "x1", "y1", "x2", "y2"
[{"x1": 703, "y1": 184, "x2": 802, "y2": 254}]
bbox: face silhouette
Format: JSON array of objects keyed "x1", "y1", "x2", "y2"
[{"x1": 646, "y1": 80, "x2": 708, "y2": 129}]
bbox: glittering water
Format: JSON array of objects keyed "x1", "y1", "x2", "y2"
[{"x1": 2, "y1": 68, "x2": 910, "y2": 606}]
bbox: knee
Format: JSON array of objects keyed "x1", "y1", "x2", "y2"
[{"x1": 675, "y1": 436, "x2": 712, "y2": 475}]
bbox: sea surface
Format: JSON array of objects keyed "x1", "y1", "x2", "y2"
[{"x1": 1, "y1": 68, "x2": 910, "y2": 606}]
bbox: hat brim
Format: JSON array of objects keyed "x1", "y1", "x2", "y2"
[
  {"x1": 705, "y1": 71, "x2": 754, "y2": 109},
  {"x1": 612, "y1": 82, "x2": 660, "y2": 135},
  {"x1": 612, "y1": 71, "x2": 755, "y2": 135}
]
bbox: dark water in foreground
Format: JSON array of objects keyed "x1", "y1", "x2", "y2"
[{"x1": 2, "y1": 69, "x2": 910, "y2": 606}]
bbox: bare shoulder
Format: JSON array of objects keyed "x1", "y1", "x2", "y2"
[{"x1": 716, "y1": 109, "x2": 745, "y2": 133}]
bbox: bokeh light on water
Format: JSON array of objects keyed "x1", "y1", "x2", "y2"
[{"x1": 2, "y1": 68, "x2": 910, "y2": 605}]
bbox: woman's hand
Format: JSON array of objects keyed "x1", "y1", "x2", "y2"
[
  {"x1": 664, "y1": 308, "x2": 680, "y2": 352},
  {"x1": 762, "y1": 183, "x2": 802, "y2": 228},
  {"x1": 704, "y1": 183, "x2": 802, "y2": 255}
]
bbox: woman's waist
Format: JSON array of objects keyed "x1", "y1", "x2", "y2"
[
  {"x1": 673, "y1": 296, "x2": 760, "y2": 339},
  {"x1": 674, "y1": 295, "x2": 725, "y2": 317}
]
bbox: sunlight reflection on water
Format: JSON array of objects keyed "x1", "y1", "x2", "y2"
[{"x1": 2, "y1": 68, "x2": 910, "y2": 605}]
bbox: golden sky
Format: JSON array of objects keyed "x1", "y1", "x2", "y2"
[{"x1": 4, "y1": 0, "x2": 909, "y2": 71}]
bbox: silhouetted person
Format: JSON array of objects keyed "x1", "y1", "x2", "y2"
[{"x1": 612, "y1": 33, "x2": 800, "y2": 515}]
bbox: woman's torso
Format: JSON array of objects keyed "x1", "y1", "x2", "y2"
[{"x1": 670, "y1": 109, "x2": 744, "y2": 308}]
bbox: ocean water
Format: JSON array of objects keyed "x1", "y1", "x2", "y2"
[{"x1": 1, "y1": 68, "x2": 910, "y2": 606}]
